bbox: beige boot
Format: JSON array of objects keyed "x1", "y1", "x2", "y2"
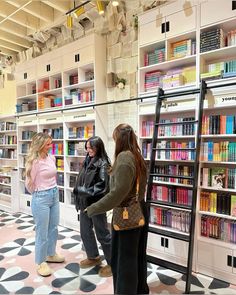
[
  {"x1": 36, "y1": 262, "x2": 52, "y2": 276},
  {"x1": 46, "y1": 253, "x2": 65, "y2": 263}
]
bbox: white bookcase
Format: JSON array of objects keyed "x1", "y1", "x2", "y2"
[
  {"x1": 0, "y1": 115, "x2": 18, "y2": 212},
  {"x1": 15, "y1": 33, "x2": 108, "y2": 231},
  {"x1": 138, "y1": 0, "x2": 236, "y2": 284}
]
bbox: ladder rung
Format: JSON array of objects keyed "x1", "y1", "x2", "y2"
[
  {"x1": 147, "y1": 255, "x2": 187, "y2": 275},
  {"x1": 149, "y1": 226, "x2": 190, "y2": 242},
  {"x1": 148, "y1": 200, "x2": 192, "y2": 210},
  {"x1": 151, "y1": 181, "x2": 194, "y2": 189},
  {"x1": 154, "y1": 147, "x2": 196, "y2": 151},
  {"x1": 150, "y1": 173, "x2": 194, "y2": 180},
  {"x1": 156, "y1": 120, "x2": 198, "y2": 126}
]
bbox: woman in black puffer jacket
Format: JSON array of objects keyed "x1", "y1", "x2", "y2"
[{"x1": 73, "y1": 136, "x2": 112, "y2": 277}]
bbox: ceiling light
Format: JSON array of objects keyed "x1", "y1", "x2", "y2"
[
  {"x1": 73, "y1": 6, "x2": 85, "y2": 18},
  {"x1": 112, "y1": 0, "x2": 119, "y2": 6},
  {"x1": 96, "y1": 1, "x2": 104, "y2": 15},
  {"x1": 67, "y1": 15, "x2": 73, "y2": 28}
]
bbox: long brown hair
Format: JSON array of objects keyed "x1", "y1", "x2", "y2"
[{"x1": 112, "y1": 123, "x2": 147, "y2": 179}]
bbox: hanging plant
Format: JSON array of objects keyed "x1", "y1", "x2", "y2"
[{"x1": 116, "y1": 78, "x2": 126, "y2": 89}]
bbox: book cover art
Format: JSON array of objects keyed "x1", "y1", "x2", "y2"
[
  {"x1": 211, "y1": 167, "x2": 226, "y2": 188},
  {"x1": 231, "y1": 195, "x2": 236, "y2": 217}
]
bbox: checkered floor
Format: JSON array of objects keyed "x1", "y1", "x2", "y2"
[{"x1": 0, "y1": 210, "x2": 236, "y2": 294}]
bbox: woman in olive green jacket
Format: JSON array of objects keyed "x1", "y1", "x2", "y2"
[{"x1": 86, "y1": 123, "x2": 149, "y2": 295}]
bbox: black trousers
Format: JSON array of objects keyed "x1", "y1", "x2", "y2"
[{"x1": 111, "y1": 201, "x2": 150, "y2": 295}]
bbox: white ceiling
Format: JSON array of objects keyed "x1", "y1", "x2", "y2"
[
  {"x1": 0, "y1": 0, "x2": 171, "y2": 58},
  {"x1": 0, "y1": 0, "x2": 98, "y2": 57}
]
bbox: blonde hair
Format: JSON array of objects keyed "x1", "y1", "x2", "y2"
[{"x1": 25, "y1": 132, "x2": 52, "y2": 187}]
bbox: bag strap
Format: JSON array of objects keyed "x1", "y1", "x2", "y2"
[{"x1": 135, "y1": 177, "x2": 139, "y2": 201}]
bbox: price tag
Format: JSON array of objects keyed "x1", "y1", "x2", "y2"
[{"x1": 123, "y1": 208, "x2": 129, "y2": 219}]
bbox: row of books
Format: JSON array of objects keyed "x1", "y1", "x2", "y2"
[
  {"x1": 201, "y1": 59, "x2": 236, "y2": 80},
  {"x1": 68, "y1": 125, "x2": 95, "y2": 139},
  {"x1": 69, "y1": 74, "x2": 78, "y2": 85},
  {"x1": 53, "y1": 79, "x2": 62, "y2": 89},
  {"x1": 38, "y1": 79, "x2": 61, "y2": 91},
  {"x1": 144, "y1": 47, "x2": 165, "y2": 66},
  {"x1": 142, "y1": 141, "x2": 195, "y2": 161},
  {"x1": 202, "y1": 114, "x2": 236, "y2": 135},
  {"x1": 38, "y1": 80, "x2": 50, "y2": 92},
  {"x1": 0, "y1": 135, "x2": 17, "y2": 145},
  {"x1": 38, "y1": 95, "x2": 63, "y2": 109},
  {"x1": 59, "y1": 189, "x2": 64, "y2": 203},
  {"x1": 21, "y1": 143, "x2": 30, "y2": 154},
  {"x1": 141, "y1": 117, "x2": 195, "y2": 137},
  {"x1": 201, "y1": 215, "x2": 236, "y2": 244},
  {"x1": 200, "y1": 191, "x2": 236, "y2": 216},
  {"x1": 16, "y1": 101, "x2": 37, "y2": 113},
  {"x1": 64, "y1": 89, "x2": 95, "y2": 105},
  {"x1": 162, "y1": 73, "x2": 184, "y2": 88},
  {"x1": 141, "y1": 114, "x2": 235, "y2": 138},
  {"x1": 0, "y1": 176, "x2": 11, "y2": 184},
  {"x1": 200, "y1": 28, "x2": 225, "y2": 53},
  {"x1": 56, "y1": 158, "x2": 64, "y2": 171},
  {"x1": 150, "y1": 206, "x2": 191, "y2": 233},
  {"x1": 144, "y1": 66, "x2": 196, "y2": 92},
  {"x1": 0, "y1": 186, "x2": 11, "y2": 195},
  {"x1": 200, "y1": 141, "x2": 236, "y2": 162},
  {"x1": 201, "y1": 167, "x2": 236, "y2": 189},
  {"x1": 160, "y1": 117, "x2": 195, "y2": 136},
  {"x1": 153, "y1": 164, "x2": 194, "y2": 185},
  {"x1": 43, "y1": 128, "x2": 63, "y2": 139},
  {"x1": 143, "y1": 140, "x2": 194, "y2": 160},
  {"x1": 67, "y1": 142, "x2": 87, "y2": 156},
  {"x1": 70, "y1": 162, "x2": 82, "y2": 172},
  {"x1": 0, "y1": 149, "x2": 17, "y2": 159},
  {"x1": 48, "y1": 143, "x2": 63, "y2": 156},
  {"x1": 156, "y1": 141, "x2": 195, "y2": 161},
  {"x1": 227, "y1": 29, "x2": 236, "y2": 46},
  {"x1": 144, "y1": 70, "x2": 162, "y2": 91},
  {"x1": 151, "y1": 184, "x2": 192, "y2": 206},
  {"x1": 170, "y1": 38, "x2": 196, "y2": 59},
  {"x1": 69, "y1": 175, "x2": 77, "y2": 188},
  {"x1": 57, "y1": 173, "x2": 64, "y2": 186},
  {"x1": 22, "y1": 130, "x2": 35, "y2": 140},
  {"x1": 0, "y1": 122, "x2": 16, "y2": 131},
  {"x1": 142, "y1": 141, "x2": 151, "y2": 159}
]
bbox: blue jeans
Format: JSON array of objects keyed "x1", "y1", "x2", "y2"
[
  {"x1": 80, "y1": 210, "x2": 111, "y2": 265},
  {"x1": 32, "y1": 186, "x2": 59, "y2": 264}
]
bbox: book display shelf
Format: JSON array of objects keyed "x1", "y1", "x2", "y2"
[
  {"x1": 138, "y1": 0, "x2": 236, "y2": 285},
  {"x1": 15, "y1": 33, "x2": 107, "y2": 230},
  {"x1": 0, "y1": 115, "x2": 17, "y2": 212}
]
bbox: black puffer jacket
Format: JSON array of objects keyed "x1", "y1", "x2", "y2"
[{"x1": 73, "y1": 155, "x2": 110, "y2": 211}]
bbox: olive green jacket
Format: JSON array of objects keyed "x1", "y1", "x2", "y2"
[{"x1": 87, "y1": 151, "x2": 147, "y2": 217}]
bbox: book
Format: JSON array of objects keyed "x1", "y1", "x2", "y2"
[
  {"x1": 231, "y1": 195, "x2": 236, "y2": 216},
  {"x1": 211, "y1": 167, "x2": 226, "y2": 188}
]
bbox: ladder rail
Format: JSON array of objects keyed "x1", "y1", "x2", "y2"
[
  {"x1": 185, "y1": 80, "x2": 207, "y2": 293},
  {"x1": 146, "y1": 82, "x2": 206, "y2": 294}
]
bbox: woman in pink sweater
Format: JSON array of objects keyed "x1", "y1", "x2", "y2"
[{"x1": 25, "y1": 132, "x2": 64, "y2": 277}]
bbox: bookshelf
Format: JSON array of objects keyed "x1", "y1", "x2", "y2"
[
  {"x1": 138, "y1": 0, "x2": 236, "y2": 285},
  {"x1": 138, "y1": 2, "x2": 197, "y2": 96},
  {"x1": 0, "y1": 115, "x2": 18, "y2": 212},
  {"x1": 197, "y1": 91, "x2": 236, "y2": 283},
  {"x1": 15, "y1": 34, "x2": 104, "y2": 114},
  {"x1": 15, "y1": 33, "x2": 107, "y2": 230}
]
